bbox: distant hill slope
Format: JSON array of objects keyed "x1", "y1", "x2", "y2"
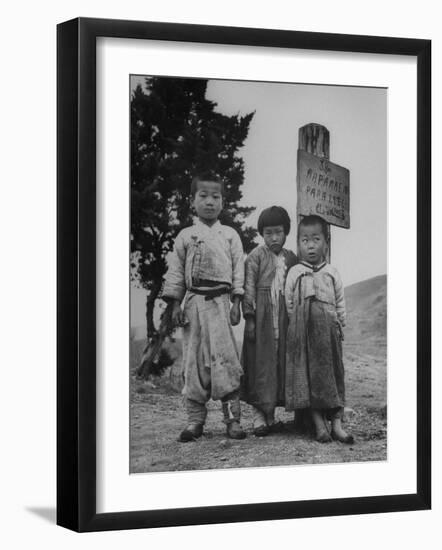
[{"x1": 344, "y1": 274, "x2": 386, "y2": 352}]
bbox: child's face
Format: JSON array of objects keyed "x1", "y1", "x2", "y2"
[
  {"x1": 262, "y1": 225, "x2": 286, "y2": 254},
  {"x1": 298, "y1": 222, "x2": 327, "y2": 265},
  {"x1": 192, "y1": 180, "x2": 223, "y2": 225}
]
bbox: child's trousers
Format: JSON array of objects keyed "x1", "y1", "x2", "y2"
[
  {"x1": 182, "y1": 292, "x2": 243, "y2": 403},
  {"x1": 186, "y1": 391, "x2": 242, "y2": 425}
]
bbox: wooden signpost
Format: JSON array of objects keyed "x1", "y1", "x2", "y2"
[
  {"x1": 297, "y1": 123, "x2": 350, "y2": 261},
  {"x1": 297, "y1": 150, "x2": 350, "y2": 229}
]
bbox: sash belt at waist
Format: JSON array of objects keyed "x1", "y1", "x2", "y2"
[{"x1": 190, "y1": 287, "x2": 231, "y2": 301}]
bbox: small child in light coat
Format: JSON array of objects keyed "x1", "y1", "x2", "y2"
[
  {"x1": 285, "y1": 215, "x2": 353, "y2": 443},
  {"x1": 161, "y1": 172, "x2": 247, "y2": 442}
]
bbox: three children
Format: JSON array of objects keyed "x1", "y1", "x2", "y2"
[{"x1": 162, "y1": 173, "x2": 352, "y2": 444}]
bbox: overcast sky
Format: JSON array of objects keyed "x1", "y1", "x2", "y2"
[{"x1": 131, "y1": 76, "x2": 387, "y2": 330}]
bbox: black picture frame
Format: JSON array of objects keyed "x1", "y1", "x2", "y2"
[{"x1": 57, "y1": 17, "x2": 431, "y2": 532}]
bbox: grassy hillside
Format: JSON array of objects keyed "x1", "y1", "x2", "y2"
[{"x1": 344, "y1": 274, "x2": 386, "y2": 358}]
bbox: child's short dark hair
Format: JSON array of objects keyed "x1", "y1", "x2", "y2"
[
  {"x1": 257, "y1": 206, "x2": 291, "y2": 236},
  {"x1": 191, "y1": 171, "x2": 225, "y2": 197},
  {"x1": 298, "y1": 215, "x2": 329, "y2": 242}
]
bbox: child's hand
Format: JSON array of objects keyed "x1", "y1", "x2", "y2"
[
  {"x1": 245, "y1": 318, "x2": 255, "y2": 341},
  {"x1": 172, "y1": 302, "x2": 186, "y2": 327},
  {"x1": 336, "y1": 322, "x2": 344, "y2": 341},
  {"x1": 230, "y1": 302, "x2": 241, "y2": 326}
]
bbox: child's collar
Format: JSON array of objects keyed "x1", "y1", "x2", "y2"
[
  {"x1": 195, "y1": 218, "x2": 221, "y2": 230},
  {"x1": 300, "y1": 260, "x2": 327, "y2": 272},
  {"x1": 264, "y1": 243, "x2": 284, "y2": 256}
]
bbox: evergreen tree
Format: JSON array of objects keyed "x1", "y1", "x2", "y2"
[{"x1": 131, "y1": 77, "x2": 257, "y2": 376}]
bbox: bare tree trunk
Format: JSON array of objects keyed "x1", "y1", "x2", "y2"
[
  {"x1": 137, "y1": 284, "x2": 173, "y2": 379},
  {"x1": 145, "y1": 285, "x2": 158, "y2": 340}
]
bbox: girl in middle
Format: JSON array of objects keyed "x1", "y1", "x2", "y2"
[{"x1": 241, "y1": 206, "x2": 298, "y2": 436}]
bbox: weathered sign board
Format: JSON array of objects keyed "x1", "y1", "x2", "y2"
[{"x1": 297, "y1": 149, "x2": 350, "y2": 229}]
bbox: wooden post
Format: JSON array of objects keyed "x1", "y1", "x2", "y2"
[
  {"x1": 297, "y1": 123, "x2": 331, "y2": 261},
  {"x1": 294, "y1": 123, "x2": 331, "y2": 434}
]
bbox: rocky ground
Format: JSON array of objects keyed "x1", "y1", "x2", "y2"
[{"x1": 130, "y1": 346, "x2": 386, "y2": 473}]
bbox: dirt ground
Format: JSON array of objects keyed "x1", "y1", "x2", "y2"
[{"x1": 130, "y1": 339, "x2": 387, "y2": 473}]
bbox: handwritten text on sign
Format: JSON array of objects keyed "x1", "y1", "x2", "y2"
[{"x1": 297, "y1": 149, "x2": 350, "y2": 228}]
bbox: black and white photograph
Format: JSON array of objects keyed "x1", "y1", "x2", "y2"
[{"x1": 129, "y1": 75, "x2": 387, "y2": 473}]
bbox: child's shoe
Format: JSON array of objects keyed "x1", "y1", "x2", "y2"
[
  {"x1": 252, "y1": 406, "x2": 271, "y2": 436},
  {"x1": 179, "y1": 423, "x2": 203, "y2": 442},
  {"x1": 268, "y1": 420, "x2": 285, "y2": 434},
  {"x1": 253, "y1": 424, "x2": 270, "y2": 437},
  {"x1": 227, "y1": 420, "x2": 246, "y2": 440},
  {"x1": 222, "y1": 395, "x2": 246, "y2": 439}
]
